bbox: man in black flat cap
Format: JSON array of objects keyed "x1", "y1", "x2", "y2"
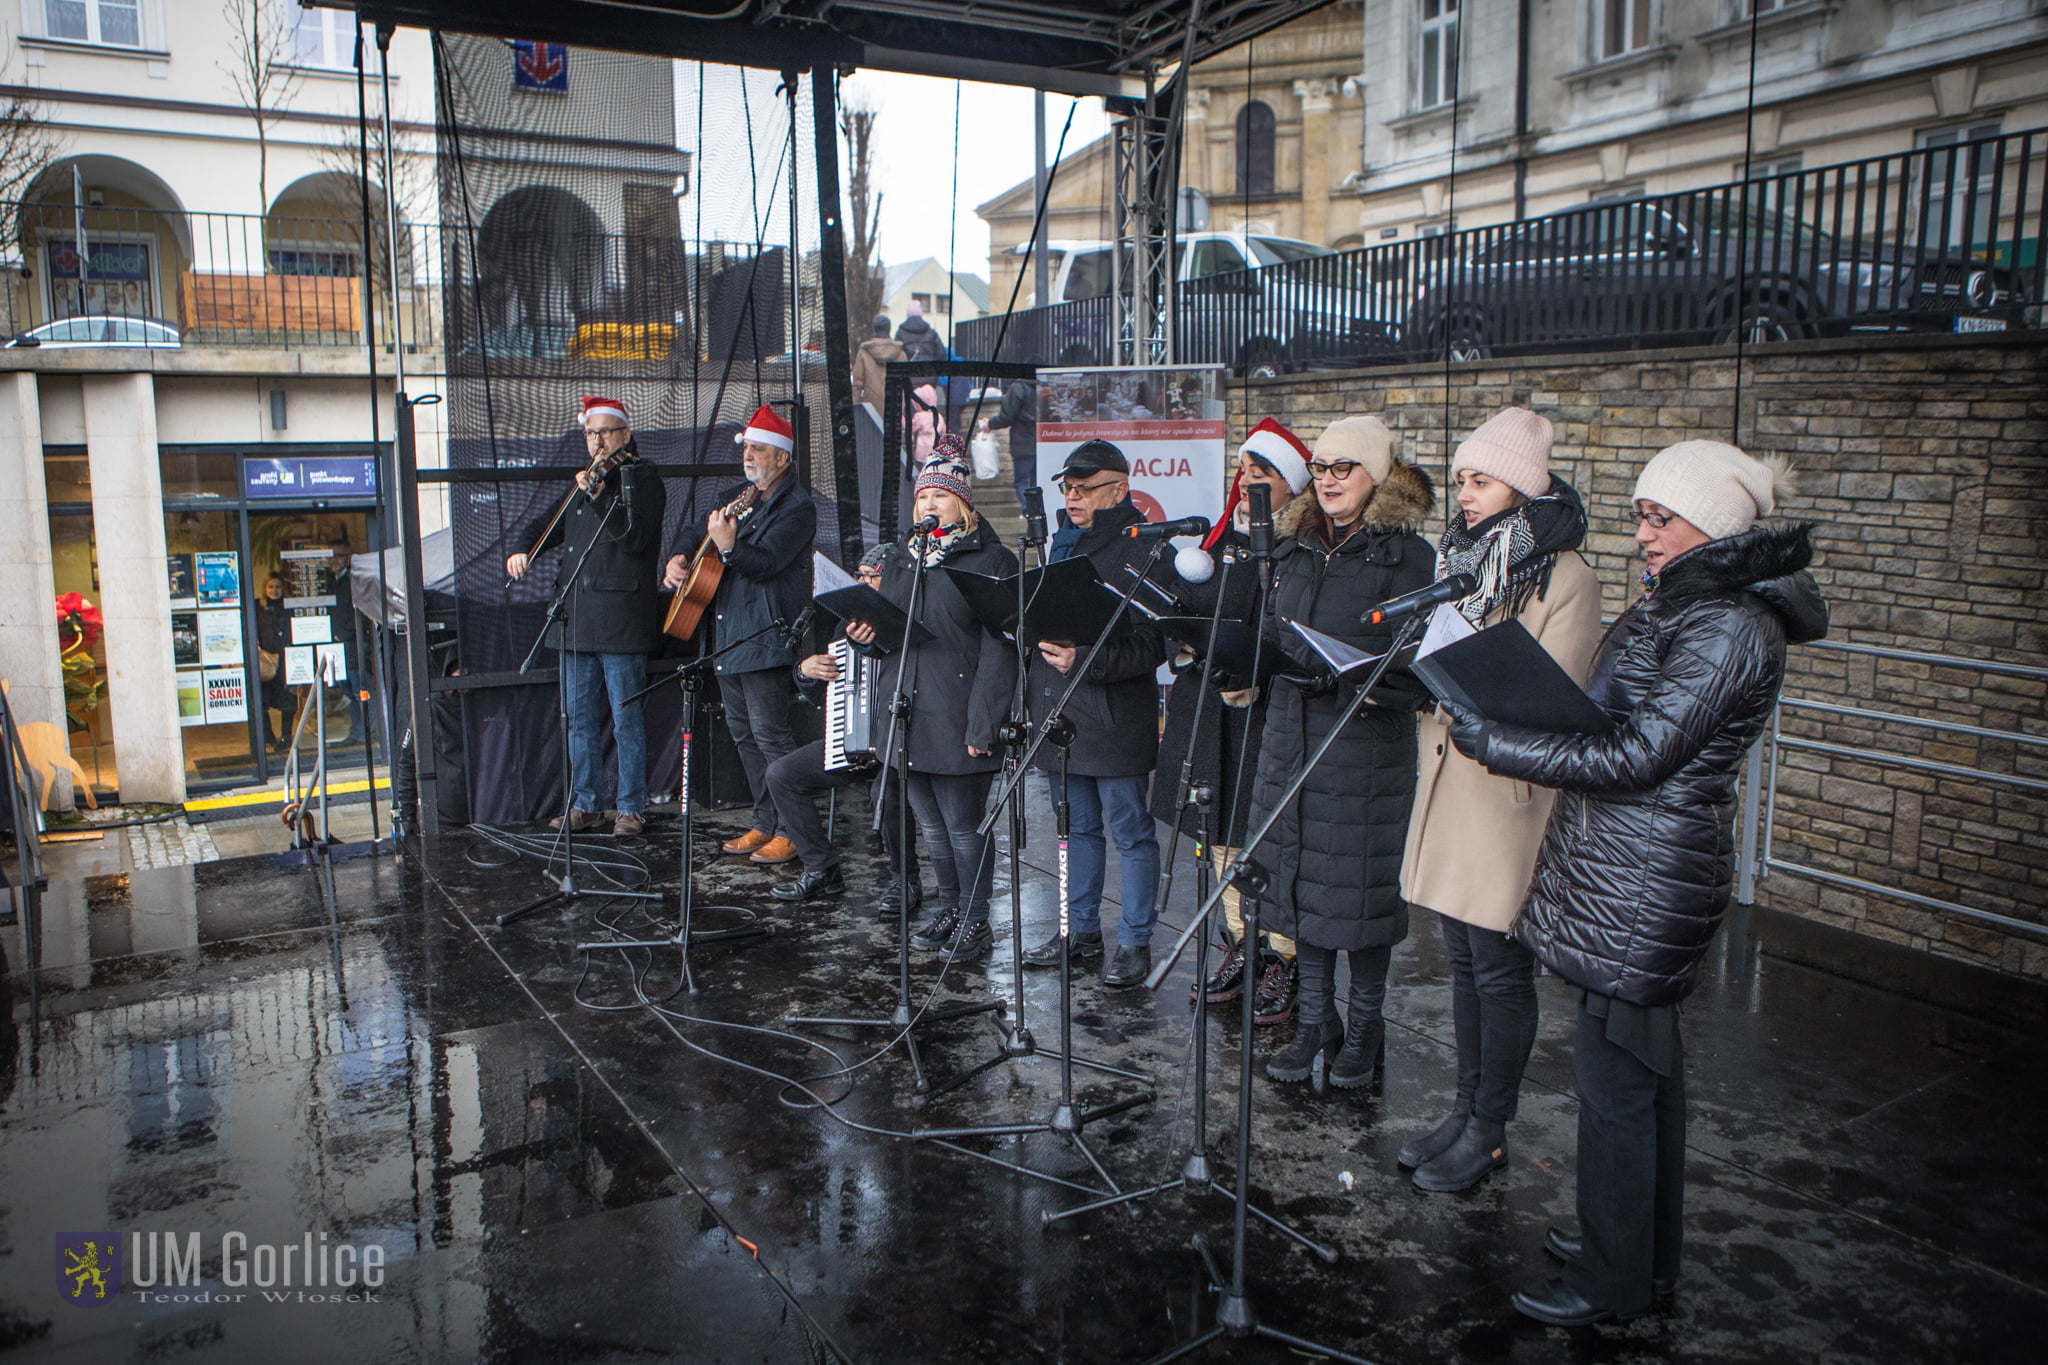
[{"x1": 1021, "y1": 440, "x2": 1167, "y2": 987}]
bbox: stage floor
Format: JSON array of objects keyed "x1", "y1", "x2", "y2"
[{"x1": 3, "y1": 798, "x2": 2045, "y2": 1363}]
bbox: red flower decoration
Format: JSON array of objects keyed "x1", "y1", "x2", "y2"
[{"x1": 56, "y1": 592, "x2": 103, "y2": 651}]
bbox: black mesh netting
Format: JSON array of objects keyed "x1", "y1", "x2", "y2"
[{"x1": 433, "y1": 35, "x2": 832, "y2": 823}]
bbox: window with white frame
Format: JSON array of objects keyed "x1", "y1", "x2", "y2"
[
  {"x1": 1417, "y1": 0, "x2": 1459, "y2": 110},
  {"x1": 290, "y1": 5, "x2": 361, "y2": 71},
  {"x1": 1599, "y1": 0, "x2": 1653, "y2": 60},
  {"x1": 1917, "y1": 120, "x2": 2004, "y2": 252},
  {"x1": 44, "y1": 0, "x2": 141, "y2": 46}
]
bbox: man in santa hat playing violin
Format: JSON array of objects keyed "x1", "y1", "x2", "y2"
[
  {"x1": 663, "y1": 402, "x2": 819, "y2": 864},
  {"x1": 506, "y1": 396, "x2": 667, "y2": 838}
]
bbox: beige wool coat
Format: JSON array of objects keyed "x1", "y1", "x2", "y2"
[{"x1": 1400, "y1": 551, "x2": 1603, "y2": 932}]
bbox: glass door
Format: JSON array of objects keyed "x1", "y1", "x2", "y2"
[
  {"x1": 165, "y1": 508, "x2": 257, "y2": 786},
  {"x1": 248, "y1": 509, "x2": 377, "y2": 777}
]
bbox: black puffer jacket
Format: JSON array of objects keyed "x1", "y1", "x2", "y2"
[
  {"x1": 1149, "y1": 492, "x2": 1315, "y2": 846},
  {"x1": 1026, "y1": 499, "x2": 1167, "y2": 780},
  {"x1": 1492, "y1": 524, "x2": 1829, "y2": 1006},
  {"x1": 865, "y1": 518, "x2": 1020, "y2": 775},
  {"x1": 1245, "y1": 463, "x2": 1435, "y2": 952}
]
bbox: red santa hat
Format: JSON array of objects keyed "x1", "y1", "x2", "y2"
[
  {"x1": 579, "y1": 395, "x2": 629, "y2": 427},
  {"x1": 1238, "y1": 417, "x2": 1312, "y2": 493},
  {"x1": 735, "y1": 402, "x2": 795, "y2": 454}
]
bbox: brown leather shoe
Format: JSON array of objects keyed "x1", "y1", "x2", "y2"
[
  {"x1": 721, "y1": 829, "x2": 771, "y2": 855},
  {"x1": 612, "y1": 811, "x2": 645, "y2": 838},
  {"x1": 550, "y1": 809, "x2": 607, "y2": 833},
  {"x1": 748, "y1": 835, "x2": 799, "y2": 865}
]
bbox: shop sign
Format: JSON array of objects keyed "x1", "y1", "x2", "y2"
[{"x1": 245, "y1": 458, "x2": 379, "y2": 500}]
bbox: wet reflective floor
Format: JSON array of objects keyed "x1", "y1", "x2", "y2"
[{"x1": 3, "y1": 796, "x2": 2044, "y2": 1363}]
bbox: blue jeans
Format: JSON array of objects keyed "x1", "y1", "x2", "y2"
[
  {"x1": 1053, "y1": 773, "x2": 1160, "y2": 946},
  {"x1": 562, "y1": 651, "x2": 648, "y2": 816}
]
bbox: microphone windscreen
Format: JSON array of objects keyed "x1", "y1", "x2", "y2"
[{"x1": 1175, "y1": 545, "x2": 1215, "y2": 584}]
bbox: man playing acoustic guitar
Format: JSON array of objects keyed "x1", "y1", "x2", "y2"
[
  {"x1": 506, "y1": 396, "x2": 667, "y2": 838},
  {"x1": 662, "y1": 403, "x2": 818, "y2": 863}
]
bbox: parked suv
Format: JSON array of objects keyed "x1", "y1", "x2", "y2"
[
  {"x1": 1018, "y1": 231, "x2": 1401, "y2": 376},
  {"x1": 1406, "y1": 195, "x2": 2027, "y2": 359}
]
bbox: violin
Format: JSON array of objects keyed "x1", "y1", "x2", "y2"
[
  {"x1": 662, "y1": 483, "x2": 763, "y2": 642},
  {"x1": 504, "y1": 442, "x2": 640, "y2": 587}
]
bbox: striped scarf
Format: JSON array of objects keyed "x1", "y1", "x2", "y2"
[{"x1": 1435, "y1": 476, "x2": 1588, "y2": 626}]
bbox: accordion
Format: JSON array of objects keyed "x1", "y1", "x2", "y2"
[{"x1": 823, "y1": 638, "x2": 880, "y2": 771}]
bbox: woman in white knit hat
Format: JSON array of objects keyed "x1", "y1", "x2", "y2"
[
  {"x1": 1398, "y1": 407, "x2": 1603, "y2": 1194},
  {"x1": 1439, "y1": 438, "x2": 1828, "y2": 1326}
]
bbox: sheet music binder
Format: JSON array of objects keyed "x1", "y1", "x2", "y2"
[
  {"x1": 814, "y1": 584, "x2": 935, "y2": 652},
  {"x1": 1410, "y1": 618, "x2": 1613, "y2": 735}
]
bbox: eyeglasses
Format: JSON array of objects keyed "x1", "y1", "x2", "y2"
[
  {"x1": 1307, "y1": 460, "x2": 1363, "y2": 480},
  {"x1": 1629, "y1": 506, "x2": 1677, "y2": 529},
  {"x1": 585, "y1": 425, "x2": 628, "y2": 440},
  {"x1": 1058, "y1": 476, "x2": 1124, "y2": 496}
]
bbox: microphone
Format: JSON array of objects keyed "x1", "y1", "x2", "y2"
[
  {"x1": 1124, "y1": 515, "x2": 1213, "y2": 540},
  {"x1": 780, "y1": 602, "x2": 816, "y2": 650},
  {"x1": 909, "y1": 512, "x2": 942, "y2": 538},
  {"x1": 1246, "y1": 483, "x2": 1273, "y2": 558},
  {"x1": 1361, "y1": 572, "x2": 1478, "y2": 626},
  {"x1": 1022, "y1": 484, "x2": 1048, "y2": 544}
]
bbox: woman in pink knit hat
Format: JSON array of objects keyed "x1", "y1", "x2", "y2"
[{"x1": 1398, "y1": 406, "x2": 1602, "y2": 1192}]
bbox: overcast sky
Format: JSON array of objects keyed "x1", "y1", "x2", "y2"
[{"x1": 675, "y1": 65, "x2": 1112, "y2": 285}]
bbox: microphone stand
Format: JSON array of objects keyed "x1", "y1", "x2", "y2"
[
  {"x1": 914, "y1": 531, "x2": 1170, "y2": 1191},
  {"x1": 571, "y1": 616, "x2": 790, "y2": 984},
  {"x1": 785, "y1": 525, "x2": 1004, "y2": 1091},
  {"x1": 500, "y1": 484, "x2": 664, "y2": 927},
  {"x1": 923, "y1": 491, "x2": 1150, "y2": 1100},
  {"x1": 1140, "y1": 606, "x2": 1428, "y2": 1365}
]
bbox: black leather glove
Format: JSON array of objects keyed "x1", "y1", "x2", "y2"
[{"x1": 1441, "y1": 698, "x2": 1495, "y2": 766}]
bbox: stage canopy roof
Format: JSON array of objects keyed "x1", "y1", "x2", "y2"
[{"x1": 344, "y1": 0, "x2": 1340, "y2": 98}]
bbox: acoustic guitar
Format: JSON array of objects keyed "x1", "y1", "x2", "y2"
[{"x1": 662, "y1": 484, "x2": 762, "y2": 641}]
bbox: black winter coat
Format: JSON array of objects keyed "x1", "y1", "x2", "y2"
[
  {"x1": 669, "y1": 477, "x2": 818, "y2": 676},
  {"x1": 1493, "y1": 524, "x2": 1828, "y2": 1006},
  {"x1": 1148, "y1": 491, "x2": 1315, "y2": 845},
  {"x1": 895, "y1": 315, "x2": 946, "y2": 365},
  {"x1": 865, "y1": 519, "x2": 1020, "y2": 776},
  {"x1": 520, "y1": 457, "x2": 667, "y2": 655},
  {"x1": 1027, "y1": 499, "x2": 1167, "y2": 779},
  {"x1": 1245, "y1": 463, "x2": 1436, "y2": 952}
]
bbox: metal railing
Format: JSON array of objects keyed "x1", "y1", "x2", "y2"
[
  {"x1": 957, "y1": 126, "x2": 2048, "y2": 374},
  {"x1": 1736, "y1": 639, "x2": 2048, "y2": 948}
]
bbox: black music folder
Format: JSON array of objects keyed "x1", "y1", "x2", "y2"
[
  {"x1": 1156, "y1": 617, "x2": 1304, "y2": 690},
  {"x1": 1411, "y1": 619, "x2": 1613, "y2": 735},
  {"x1": 814, "y1": 584, "x2": 934, "y2": 653},
  {"x1": 946, "y1": 557, "x2": 1126, "y2": 647},
  {"x1": 940, "y1": 568, "x2": 1021, "y2": 638}
]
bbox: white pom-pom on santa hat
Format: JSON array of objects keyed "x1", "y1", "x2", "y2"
[{"x1": 735, "y1": 402, "x2": 795, "y2": 453}]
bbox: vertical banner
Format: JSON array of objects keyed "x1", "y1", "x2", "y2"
[{"x1": 1036, "y1": 366, "x2": 1228, "y2": 526}]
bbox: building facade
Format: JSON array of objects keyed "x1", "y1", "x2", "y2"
[
  {"x1": 0, "y1": 3, "x2": 685, "y2": 806},
  {"x1": 879, "y1": 256, "x2": 989, "y2": 346}
]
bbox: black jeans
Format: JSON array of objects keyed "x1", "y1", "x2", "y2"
[
  {"x1": 1564, "y1": 994, "x2": 1687, "y2": 1315},
  {"x1": 1438, "y1": 913, "x2": 1539, "y2": 1124},
  {"x1": 719, "y1": 666, "x2": 798, "y2": 835},
  {"x1": 904, "y1": 770, "x2": 996, "y2": 923},
  {"x1": 763, "y1": 739, "x2": 912, "y2": 875}
]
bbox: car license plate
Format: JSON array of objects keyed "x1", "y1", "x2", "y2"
[{"x1": 1954, "y1": 316, "x2": 2006, "y2": 333}]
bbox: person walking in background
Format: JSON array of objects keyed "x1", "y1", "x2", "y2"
[
  {"x1": 1398, "y1": 408, "x2": 1601, "y2": 1193},
  {"x1": 894, "y1": 299, "x2": 946, "y2": 366},
  {"x1": 1438, "y1": 440, "x2": 1827, "y2": 1325},
  {"x1": 852, "y1": 313, "x2": 904, "y2": 408},
  {"x1": 1246, "y1": 416, "x2": 1435, "y2": 1090},
  {"x1": 977, "y1": 379, "x2": 1039, "y2": 509}
]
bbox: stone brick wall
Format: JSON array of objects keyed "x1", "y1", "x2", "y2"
[{"x1": 1231, "y1": 334, "x2": 2048, "y2": 981}]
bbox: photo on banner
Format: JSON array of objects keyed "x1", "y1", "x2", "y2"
[{"x1": 1037, "y1": 366, "x2": 1227, "y2": 526}]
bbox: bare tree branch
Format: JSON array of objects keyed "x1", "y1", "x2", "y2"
[
  {"x1": 219, "y1": 0, "x2": 302, "y2": 211},
  {"x1": 841, "y1": 101, "x2": 885, "y2": 356},
  {"x1": 0, "y1": 95, "x2": 65, "y2": 256}
]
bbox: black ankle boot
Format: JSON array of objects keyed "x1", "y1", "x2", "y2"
[
  {"x1": 1266, "y1": 947, "x2": 1339, "y2": 1083},
  {"x1": 1398, "y1": 1108, "x2": 1470, "y2": 1169},
  {"x1": 1329, "y1": 1013, "x2": 1385, "y2": 1090},
  {"x1": 1412, "y1": 1116, "x2": 1508, "y2": 1192}
]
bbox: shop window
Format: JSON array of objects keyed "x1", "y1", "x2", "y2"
[
  {"x1": 160, "y1": 450, "x2": 239, "y2": 503},
  {"x1": 44, "y1": 447, "x2": 92, "y2": 503},
  {"x1": 166, "y1": 510, "x2": 256, "y2": 785}
]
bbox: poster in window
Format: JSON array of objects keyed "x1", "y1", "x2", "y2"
[
  {"x1": 196, "y1": 551, "x2": 240, "y2": 606},
  {"x1": 171, "y1": 612, "x2": 200, "y2": 668},
  {"x1": 286, "y1": 646, "x2": 316, "y2": 685},
  {"x1": 176, "y1": 671, "x2": 207, "y2": 726},
  {"x1": 203, "y1": 668, "x2": 248, "y2": 724},
  {"x1": 166, "y1": 554, "x2": 196, "y2": 609},
  {"x1": 315, "y1": 642, "x2": 348, "y2": 683},
  {"x1": 197, "y1": 609, "x2": 243, "y2": 666},
  {"x1": 45, "y1": 238, "x2": 155, "y2": 319},
  {"x1": 290, "y1": 612, "x2": 333, "y2": 645}
]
